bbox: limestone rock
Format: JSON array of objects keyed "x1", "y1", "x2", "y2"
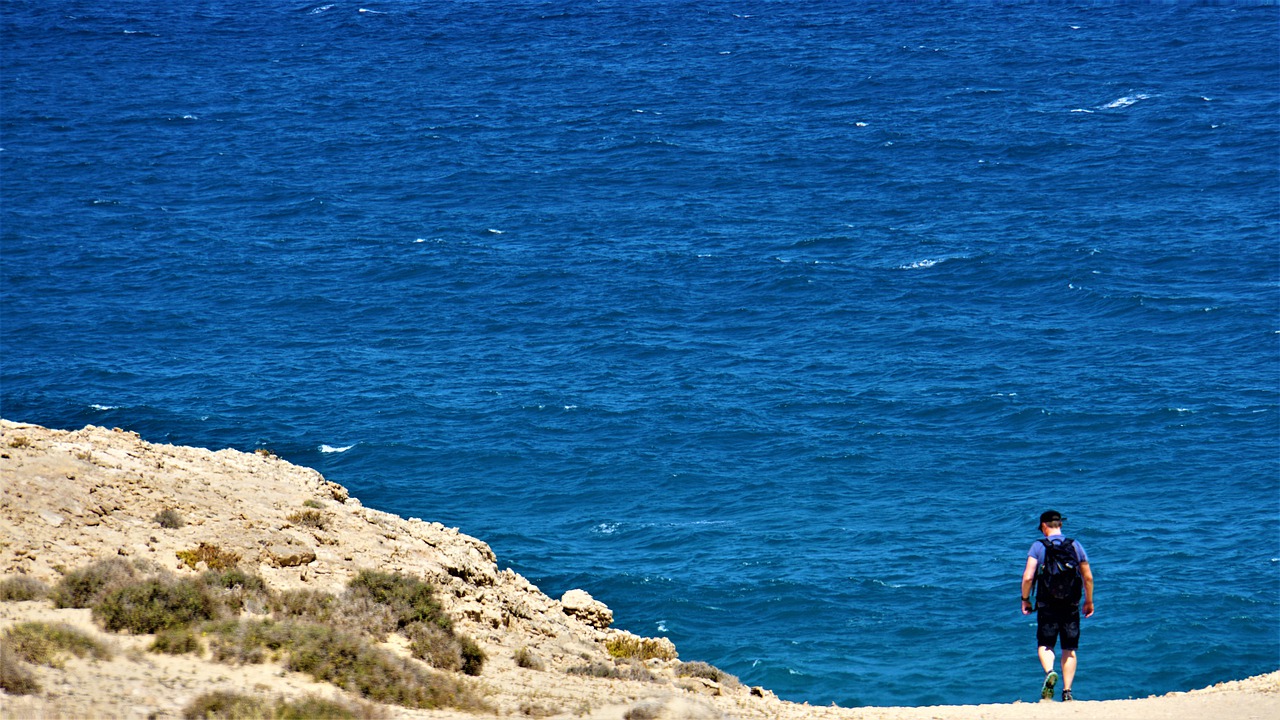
[{"x1": 561, "y1": 588, "x2": 613, "y2": 629}]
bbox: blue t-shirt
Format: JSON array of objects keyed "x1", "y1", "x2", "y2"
[{"x1": 1029, "y1": 535, "x2": 1089, "y2": 566}]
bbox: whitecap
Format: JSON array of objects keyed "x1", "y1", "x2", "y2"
[
  {"x1": 898, "y1": 258, "x2": 938, "y2": 270},
  {"x1": 487, "y1": 228, "x2": 505, "y2": 234},
  {"x1": 89, "y1": 404, "x2": 118, "y2": 411},
  {"x1": 358, "y1": 8, "x2": 386, "y2": 14},
  {"x1": 1070, "y1": 108, "x2": 1094, "y2": 113},
  {"x1": 320, "y1": 444, "x2": 354, "y2": 453},
  {"x1": 656, "y1": 620, "x2": 668, "y2": 632},
  {"x1": 309, "y1": 4, "x2": 335, "y2": 13},
  {"x1": 593, "y1": 522, "x2": 618, "y2": 535},
  {"x1": 563, "y1": 404, "x2": 578, "y2": 410},
  {"x1": 1101, "y1": 93, "x2": 1151, "y2": 110}
]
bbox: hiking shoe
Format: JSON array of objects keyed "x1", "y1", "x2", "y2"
[
  {"x1": 1062, "y1": 689, "x2": 1074, "y2": 702},
  {"x1": 1041, "y1": 671, "x2": 1058, "y2": 701}
]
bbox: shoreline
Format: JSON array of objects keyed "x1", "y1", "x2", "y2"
[{"x1": 2, "y1": 419, "x2": 1276, "y2": 719}]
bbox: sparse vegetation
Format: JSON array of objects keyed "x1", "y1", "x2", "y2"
[
  {"x1": 51, "y1": 557, "x2": 141, "y2": 608},
  {"x1": 2, "y1": 621, "x2": 112, "y2": 668},
  {"x1": 0, "y1": 575, "x2": 49, "y2": 601},
  {"x1": 151, "y1": 626, "x2": 203, "y2": 655},
  {"x1": 605, "y1": 635, "x2": 678, "y2": 661},
  {"x1": 182, "y1": 690, "x2": 381, "y2": 719},
  {"x1": 404, "y1": 622, "x2": 486, "y2": 676},
  {"x1": 287, "y1": 508, "x2": 329, "y2": 530},
  {"x1": 203, "y1": 620, "x2": 487, "y2": 710},
  {"x1": 7, "y1": 435, "x2": 31, "y2": 448},
  {"x1": 93, "y1": 577, "x2": 219, "y2": 634},
  {"x1": 0, "y1": 643, "x2": 40, "y2": 695},
  {"x1": 255, "y1": 448, "x2": 277, "y2": 458},
  {"x1": 176, "y1": 542, "x2": 241, "y2": 571},
  {"x1": 154, "y1": 508, "x2": 186, "y2": 528},
  {"x1": 676, "y1": 660, "x2": 740, "y2": 687},
  {"x1": 303, "y1": 498, "x2": 325, "y2": 509},
  {"x1": 567, "y1": 658, "x2": 655, "y2": 682},
  {"x1": 513, "y1": 646, "x2": 545, "y2": 671},
  {"x1": 346, "y1": 571, "x2": 450, "y2": 630},
  {"x1": 624, "y1": 701, "x2": 664, "y2": 720}
]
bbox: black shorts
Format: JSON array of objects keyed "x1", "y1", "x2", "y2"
[{"x1": 1036, "y1": 602, "x2": 1080, "y2": 651}]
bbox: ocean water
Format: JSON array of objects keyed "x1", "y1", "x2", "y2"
[{"x1": 2, "y1": 0, "x2": 1277, "y2": 707}]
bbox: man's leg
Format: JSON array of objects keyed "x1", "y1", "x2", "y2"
[
  {"x1": 1037, "y1": 645, "x2": 1056, "y2": 674},
  {"x1": 1062, "y1": 649, "x2": 1077, "y2": 691}
]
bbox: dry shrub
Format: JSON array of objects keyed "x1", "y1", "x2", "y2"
[
  {"x1": 182, "y1": 690, "x2": 385, "y2": 719},
  {"x1": 287, "y1": 508, "x2": 329, "y2": 530},
  {"x1": 0, "y1": 643, "x2": 40, "y2": 695},
  {"x1": 176, "y1": 543, "x2": 241, "y2": 571},
  {"x1": 676, "y1": 660, "x2": 740, "y2": 687},
  {"x1": 203, "y1": 620, "x2": 488, "y2": 711},
  {"x1": 154, "y1": 508, "x2": 186, "y2": 529},
  {"x1": 567, "y1": 659, "x2": 655, "y2": 682},
  {"x1": 2, "y1": 621, "x2": 112, "y2": 668},
  {"x1": 151, "y1": 626, "x2": 203, "y2": 655},
  {"x1": 271, "y1": 588, "x2": 396, "y2": 640},
  {"x1": 201, "y1": 568, "x2": 270, "y2": 613},
  {"x1": 0, "y1": 575, "x2": 49, "y2": 602},
  {"x1": 51, "y1": 557, "x2": 140, "y2": 608},
  {"x1": 93, "y1": 577, "x2": 219, "y2": 634},
  {"x1": 513, "y1": 646, "x2": 545, "y2": 671},
  {"x1": 605, "y1": 635, "x2": 677, "y2": 661}
]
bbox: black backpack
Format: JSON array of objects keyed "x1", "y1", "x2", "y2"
[{"x1": 1035, "y1": 538, "x2": 1083, "y2": 605}]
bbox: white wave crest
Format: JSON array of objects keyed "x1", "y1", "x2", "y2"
[
  {"x1": 1102, "y1": 93, "x2": 1150, "y2": 110},
  {"x1": 320, "y1": 444, "x2": 354, "y2": 453},
  {"x1": 89, "y1": 404, "x2": 119, "y2": 411},
  {"x1": 898, "y1": 258, "x2": 939, "y2": 270}
]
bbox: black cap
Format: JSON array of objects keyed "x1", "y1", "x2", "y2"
[{"x1": 1039, "y1": 510, "x2": 1064, "y2": 527}]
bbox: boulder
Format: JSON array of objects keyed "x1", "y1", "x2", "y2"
[{"x1": 561, "y1": 588, "x2": 613, "y2": 629}]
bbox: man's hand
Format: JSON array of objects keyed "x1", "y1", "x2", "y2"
[
  {"x1": 1021, "y1": 599, "x2": 1032, "y2": 616},
  {"x1": 1082, "y1": 600, "x2": 1095, "y2": 618}
]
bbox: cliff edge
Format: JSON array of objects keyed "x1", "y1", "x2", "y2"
[{"x1": 1, "y1": 420, "x2": 1276, "y2": 720}]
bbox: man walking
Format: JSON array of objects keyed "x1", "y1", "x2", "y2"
[{"x1": 1021, "y1": 510, "x2": 1094, "y2": 702}]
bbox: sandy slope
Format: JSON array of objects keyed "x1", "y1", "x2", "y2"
[{"x1": 1, "y1": 420, "x2": 1275, "y2": 720}]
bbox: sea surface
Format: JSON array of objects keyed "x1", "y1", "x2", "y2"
[{"x1": 2, "y1": 0, "x2": 1277, "y2": 708}]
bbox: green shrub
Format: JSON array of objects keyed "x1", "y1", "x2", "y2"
[
  {"x1": 302, "y1": 499, "x2": 325, "y2": 509},
  {"x1": 346, "y1": 571, "x2": 450, "y2": 631},
  {"x1": 151, "y1": 626, "x2": 203, "y2": 655},
  {"x1": 93, "y1": 578, "x2": 218, "y2": 634},
  {"x1": 0, "y1": 575, "x2": 49, "y2": 601},
  {"x1": 176, "y1": 543, "x2": 241, "y2": 571},
  {"x1": 0, "y1": 643, "x2": 40, "y2": 695},
  {"x1": 51, "y1": 557, "x2": 140, "y2": 608},
  {"x1": 287, "y1": 509, "x2": 329, "y2": 530},
  {"x1": 154, "y1": 508, "x2": 186, "y2": 529},
  {"x1": 2, "y1": 621, "x2": 112, "y2": 668}
]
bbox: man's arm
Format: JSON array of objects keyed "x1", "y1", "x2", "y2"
[
  {"x1": 1079, "y1": 561, "x2": 1094, "y2": 617},
  {"x1": 1020, "y1": 557, "x2": 1037, "y2": 615}
]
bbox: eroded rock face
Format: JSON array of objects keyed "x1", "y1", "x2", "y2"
[{"x1": 561, "y1": 588, "x2": 614, "y2": 629}]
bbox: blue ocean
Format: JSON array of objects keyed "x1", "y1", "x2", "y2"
[{"x1": 2, "y1": 0, "x2": 1277, "y2": 708}]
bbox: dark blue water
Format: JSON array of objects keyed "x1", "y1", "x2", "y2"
[{"x1": 3, "y1": 0, "x2": 1277, "y2": 707}]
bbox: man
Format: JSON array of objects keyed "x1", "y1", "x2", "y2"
[{"x1": 1021, "y1": 510, "x2": 1094, "y2": 702}]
